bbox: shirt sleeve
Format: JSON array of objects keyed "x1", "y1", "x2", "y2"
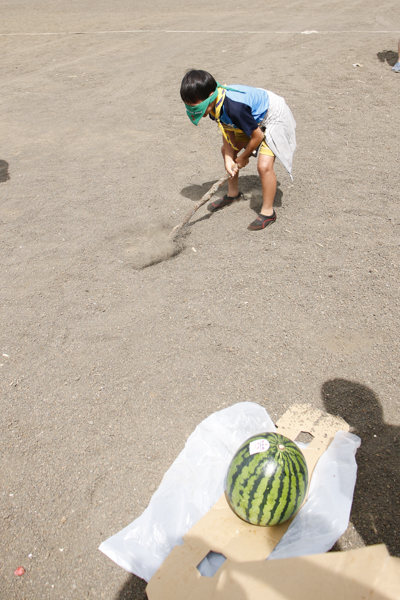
[{"x1": 223, "y1": 97, "x2": 260, "y2": 137}]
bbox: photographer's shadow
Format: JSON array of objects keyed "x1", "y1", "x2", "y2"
[
  {"x1": 322, "y1": 379, "x2": 400, "y2": 556},
  {"x1": 115, "y1": 573, "x2": 147, "y2": 600}
]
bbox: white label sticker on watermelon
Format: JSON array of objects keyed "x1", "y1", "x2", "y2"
[{"x1": 249, "y1": 439, "x2": 270, "y2": 455}]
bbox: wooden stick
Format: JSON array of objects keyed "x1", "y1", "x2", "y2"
[{"x1": 169, "y1": 170, "x2": 234, "y2": 239}]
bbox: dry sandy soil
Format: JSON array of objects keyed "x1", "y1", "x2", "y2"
[{"x1": 1, "y1": 1, "x2": 400, "y2": 598}]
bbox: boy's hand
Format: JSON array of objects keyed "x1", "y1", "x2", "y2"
[
  {"x1": 235, "y1": 155, "x2": 249, "y2": 170},
  {"x1": 224, "y1": 156, "x2": 239, "y2": 177}
]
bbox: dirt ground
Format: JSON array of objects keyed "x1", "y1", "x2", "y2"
[{"x1": 1, "y1": 1, "x2": 400, "y2": 598}]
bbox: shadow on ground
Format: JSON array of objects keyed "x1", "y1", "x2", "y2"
[
  {"x1": 115, "y1": 573, "x2": 147, "y2": 600},
  {"x1": 0, "y1": 159, "x2": 10, "y2": 182},
  {"x1": 377, "y1": 49, "x2": 399, "y2": 66},
  {"x1": 180, "y1": 174, "x2": 282, "y2": 206},
  {"x1": 321, "y1": 378, "x2": 400, "y2": 556},
  {"x1": 182, "y1": 174, "x2": 283, "y2": 228}
]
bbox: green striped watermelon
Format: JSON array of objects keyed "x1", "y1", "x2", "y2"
[{"x1": 226, "y1": 432, "x2": 308, "y2": 527}]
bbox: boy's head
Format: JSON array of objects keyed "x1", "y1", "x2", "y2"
[
  {"x1": 180, "y1": 70, "x2": 217, "y2": 104},
  {"x1": 181, "y1": 70, "x2": 218, "y2": 125}
]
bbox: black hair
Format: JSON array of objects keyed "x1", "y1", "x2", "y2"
[{"x1": 180, "y1": 70, "x2": 217, "y2": 104}]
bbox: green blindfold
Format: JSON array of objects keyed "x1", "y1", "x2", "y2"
[
  {"x1": 184, "y1": 82, "x2": 245, "y2": 125},
  {"x1": 185, "y1": 88, "x2": 219, "y2": 126}
]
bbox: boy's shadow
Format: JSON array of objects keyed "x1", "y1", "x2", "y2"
[
  {"x1": 321, "y1": 378, "x2": 400, "y2": 556},
  {"x1": 0, "y1": 159, "x2": 10, "y2": 182},
  {"x1": 180, "y1": 175, "x2": 283, "y2": 226},
  {"x1": 377, "y1": 49, "x2": 399, "y2": 66}
]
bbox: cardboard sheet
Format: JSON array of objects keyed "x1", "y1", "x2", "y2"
[{"x1": 149, "y1": 545, "x2": 399, "y2": 600}]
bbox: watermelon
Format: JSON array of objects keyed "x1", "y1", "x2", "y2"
[{"x1": 225, "y1": 432, "x2": 308, "y2": 527}]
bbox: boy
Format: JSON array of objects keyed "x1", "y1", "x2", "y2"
[{"x1": 180, "y1": 70, "x2": 296, "y2": 230}]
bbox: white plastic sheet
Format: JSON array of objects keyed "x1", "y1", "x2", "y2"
[
  {"x1": 99, "y1": 402, "x2": 360, "y2": 582},
  {"x1": 269, "y1": 430, "x2": 360, "y2": 560}
]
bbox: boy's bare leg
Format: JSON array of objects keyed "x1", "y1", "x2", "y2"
[
  {"x1": 221, "y1": 134, "x2": 246, "y2": 197},
  {"x1": 227, "y1": 167, "x2": 239, "y2": 197},
  {"x1": 221, "y1": 147, "x2": 239, "y2": 196},
  {"x1": 257, "y1": 154, "x2": 276, "y2": 216},
  {"x1": 207, "y1": 139, "x2": 243, "y2": 212}
]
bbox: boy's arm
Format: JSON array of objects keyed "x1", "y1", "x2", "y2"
[{"x1": 235, "y1": 127, "x2": 264, "y2": 169}]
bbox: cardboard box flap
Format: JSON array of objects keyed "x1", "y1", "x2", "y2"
[
  {"x1": 372, "y1": 554, "x2": 400, "y2": 598},
  {"x1": 185, "y1": 545, "x2": 400, "y2": 600}
]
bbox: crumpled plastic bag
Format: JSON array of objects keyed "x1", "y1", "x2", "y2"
[{"x1": 99, "y1": 402, "x2": 360, "y2": 582}]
